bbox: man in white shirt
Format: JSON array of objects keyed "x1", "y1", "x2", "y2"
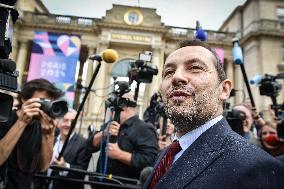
[
  {"x1": 144, "y1": 39, "x2": 284, "y2": 189},
  {"x1": 49, "y1": 109, "x2": 91, "y2": 189}
]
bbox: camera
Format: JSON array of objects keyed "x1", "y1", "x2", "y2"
[
  {"x1": 143, "y1": 92, "x2": 166, "y2": 128},
  {"x1": 252, "y1": 73, "x2": 284, "y2": 140},
  {"x1": 39, "y1": 99, "x2": 68, "y2": 118},
  {"x1": 105, "y1": 81, "x2": 135, "y2": 110},
  {"x1": 225, "y1": 108, "x2": 246, "y2": 136},
  {"x1": 129, "y1": 51, "x2": 158, "y2": 83},
  {"x1": 0, "y1": 2, "x2": 19, "y2": 122}
]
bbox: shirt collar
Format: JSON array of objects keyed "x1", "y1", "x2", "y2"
[
  {"x1": 173, "y1": 115, "x2": 223, "y2": 151},
  {"x1": 56, "y1": 132, "x2": 75, "y2": 143}
]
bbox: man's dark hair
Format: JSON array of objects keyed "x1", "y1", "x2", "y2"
[
  {"x1": 178, "y1": 39, "x2": 227, "y2": 82},
  {"x1": 18, "y1": 78, "x2": 64, "y2": 107}
]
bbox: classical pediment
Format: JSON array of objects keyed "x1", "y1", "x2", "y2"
[{"x1": 101, "y1": 4, "x2": 164, "y2": 28}]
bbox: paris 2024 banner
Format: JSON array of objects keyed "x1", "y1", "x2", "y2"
[{"x1": 27, "y1": 31, "x2": 81, "y2": 104}]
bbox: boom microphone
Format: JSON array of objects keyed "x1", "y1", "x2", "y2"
[
  {"x1": 250, "y1": 75, "x2": 263, "y2": 85},
  {"x1": 58, "y1": 49, "x2": 117, "y2": 160},
  {"x1": 89, "y1": 49, "x2": 118, "y2": 63},
  {"x1": 232, "y1": 38, "x2": 243, "y2": 65}
]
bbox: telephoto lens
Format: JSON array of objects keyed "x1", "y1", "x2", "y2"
[{"x1": 39, "y1": 99, "x2": 68, "y2": 118}]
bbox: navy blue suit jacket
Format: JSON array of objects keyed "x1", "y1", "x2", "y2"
[{"x1": 144, "y1": 118, "x2": 284, "y2": 189}]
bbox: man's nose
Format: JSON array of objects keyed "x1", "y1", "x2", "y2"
[{"x1": 172, "y1": 69, "x2": 187, "y2": 85}]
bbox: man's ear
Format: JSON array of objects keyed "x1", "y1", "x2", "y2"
[{"x1": 219, "y1": 79, "x2": 232, "y2": 101}]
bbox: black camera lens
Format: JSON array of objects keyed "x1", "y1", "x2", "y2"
[
  {"x1": 39, "y1": 99, "x2": 68, "y2": 118},
  {"x1": 50, "y1": 100, "x2": 68, "y2": 118}
]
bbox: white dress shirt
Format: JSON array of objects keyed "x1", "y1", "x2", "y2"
[
  {"x1": 172, "y1": 115, "x2": 223, "y2": 162},
  {"x1": 47, "y1": 133, "x2": 74, "y2": 189}
]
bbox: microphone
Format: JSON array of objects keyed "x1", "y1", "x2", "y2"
[
  {"x1": 195, "y1": 21, "x2": 207, "y2": 41},
  {"x1": 89, "y1": 49, "x2": 118, "y2": 63},
  {"x1": 0, "y1": 59, "x2": 16, "y2": 73},
  {"x1": 59, "y1": 49, "x2": 117, "y2": 160},
  {"x1": 250, "y1": 75, "x2": 263, "y2": 85},
  {"x1": 232, "y1": 38, "x2": 243, "y2": 65},
  {"x1": 264, "y1": 135, "x2": 281, "y2": 146}
]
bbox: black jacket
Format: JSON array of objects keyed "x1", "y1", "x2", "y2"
[
  {"x1": 52, "y1": 134, "x2": 91, "y2": 189},
  {"x1": 144, "y1": 118, "x2": 284, "y2": 189},
  {"x1": 89, "y1": 115, "x2": 158, "y2": 180}
]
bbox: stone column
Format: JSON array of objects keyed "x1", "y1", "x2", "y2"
[
  {"x1": 85, "y1": 47, "x2": 96, "y2": 85},
  {"x1": 85, "y1": 47, "x2": 96, "y2": 118},
  {"x1": 87, "y1": 41, "x2": 109, "y2": 120},
  {"x1": 10, "y1": 27, "x2": 19, "y2": 61},
  {"x1": 16, "y1": 40, "x2": 29, "y2": 85}
]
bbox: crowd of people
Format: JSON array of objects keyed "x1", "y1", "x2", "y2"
[{"x1": 0, "y1": 39, "x2": 284, "y2": 189}]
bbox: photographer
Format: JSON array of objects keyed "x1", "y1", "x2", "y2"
[
  {"x1": 232, "y1": 102, "x2": 264, "y2": 146},
  {"x1": 0, "y1": 79, "x2": 63, "y2": 188},
  {"x1": 88, "y1": 93, "x2": 158, "y2": 181}
]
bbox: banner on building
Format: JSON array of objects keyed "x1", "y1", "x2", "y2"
[
  {"x1": 27, "y1": 31, "x2": 81, "y2": 83},
  {"x1": 27, "y1": 31, "x2": 81, "y2": 106},
  {"x1": 214, "y1": 48, "x2": 224, "y2": 65}
]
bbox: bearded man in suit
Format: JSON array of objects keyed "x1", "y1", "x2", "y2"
[{"x1": 144, "y1": 39, "x2": 284, "y2": 189}]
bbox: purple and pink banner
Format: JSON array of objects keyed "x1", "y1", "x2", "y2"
[
  {"x1": 27, "y1": 31, "x2": 81, "y2": 105},
  {"x1": 28, "y1": 31, "x2": 81, "y2": 83}
]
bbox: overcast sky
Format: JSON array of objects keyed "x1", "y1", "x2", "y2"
[{"x1": 42, "y1": 0, "x2": 246, "y2": 30}]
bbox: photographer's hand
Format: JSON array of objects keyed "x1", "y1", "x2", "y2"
[
  {"x1": 105, "y1": 121, "x2": 120, "y2": 137},
  {"x1": 39, "y1": 110, "x2": 56, "y2": 135},
  {"x1": 108, "y1": 143, "x2": 132, "y2": 166},
  {"x1": 92, "y1": 121, "x2": 120, "y2": 148},
  {"x1": 17, "y1": 98, "x2": 41, "y2": 125},
  {"x1": 52, "y1": 157, "x2": 70, "y2": 176},
  {"x1": 52, "y1": 157, "x2": 67, "y2": 167}
]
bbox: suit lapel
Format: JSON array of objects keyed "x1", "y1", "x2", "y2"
[
  {"x1": 155, "y1": 118, "x2": 231, "y2": 189},
  {"x1": 62, "y1": 134, "x2": 77, "y2": 160}
]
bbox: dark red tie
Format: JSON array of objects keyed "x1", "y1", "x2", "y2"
[{"x1": 149, "y1": 140, "x2": 182, "y2": 189}]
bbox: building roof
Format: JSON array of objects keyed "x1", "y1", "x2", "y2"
[{"x1": 35, "y1": 0, "x2": 49, "y2": 13}]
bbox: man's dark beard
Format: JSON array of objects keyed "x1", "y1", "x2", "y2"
[{"x1": 163, "y1": 87, "x2": 220, "y2": 135}]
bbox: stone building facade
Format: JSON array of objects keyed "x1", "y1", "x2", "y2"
[
  {"x1": 12, "y1": 0, "x2": 284, "y2": 132},
  {"x1": 220, "y1": 0, "x2": 284, "y2": 111}
]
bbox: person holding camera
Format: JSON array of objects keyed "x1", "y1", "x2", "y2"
[
  {"x1": 88, "y1": 93, "x2": 158, "y2": 182},
  {"x1": 0, "y1": 79, "x2": 63, "y2": 189},
  {"x1": 232, "y1": 102, "x2": 263, "y2": 146}
]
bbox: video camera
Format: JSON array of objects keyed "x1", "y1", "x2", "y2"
[
  {"x1": 0, "y1": 1, "x2": 19, "y2": 122},
  {"x1": 105, "y1": 81, "x2": 135, "y2": 110},
  {"x1": 143, "y1": 92, "x2": 168, "y2": 135},
  {"x1": 105, "y1": 81, "x2": 135, "y2": 142},
  {"x1": 252, "y1": 73, "x2": 284, "y2": 140},
  {"x1": 224, "y1": 104, "x2": 246, "y2": 136},
  {"x1": 128, "y1": 51, "x2": 158, "y2": 84},
  {"x1": 39, "y1": 99, "x2": 68, "y2": 119}
]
